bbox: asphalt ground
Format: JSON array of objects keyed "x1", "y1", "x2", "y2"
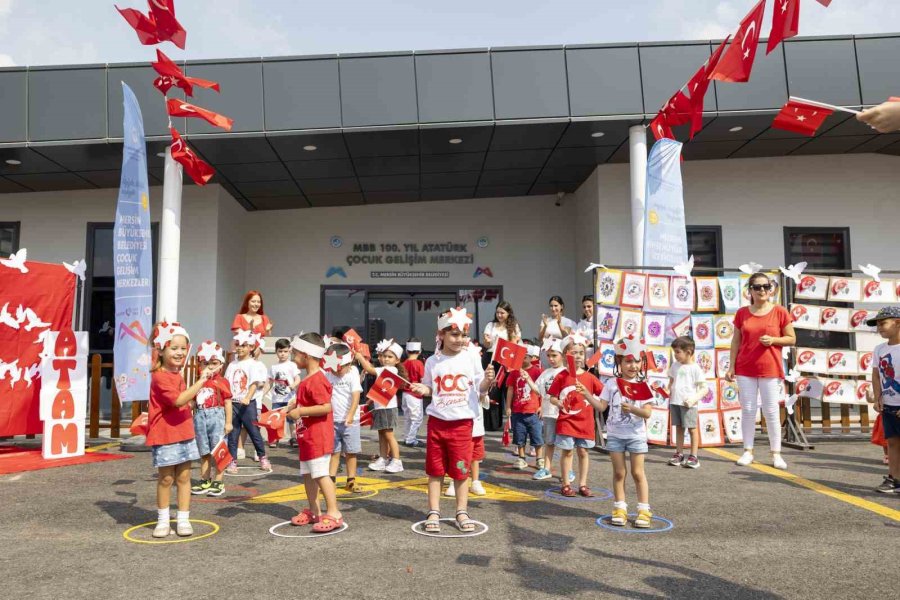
[{"x1": 0, "y1": 432, "x2": 896, "y2": 600}]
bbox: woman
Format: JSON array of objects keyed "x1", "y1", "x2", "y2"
[
  {"x1": 482, "y1": 301, "x2": 522, "y2": 354},
  {"x1": 539, "y1": 296, "x2": 576, "y2": 345},
  {"x1": 574, "y1": 295, "x2": 595, "y2": 344},
  {"x1": 725, "y1": 272, "x2": 795, "y2": 470},
  {"x1": 232, "y1": 290, "x2": 274, "y2": 354}
]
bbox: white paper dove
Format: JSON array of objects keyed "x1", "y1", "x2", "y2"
[
  {"x1": 99, "y1": 321, "x2": 112, "y2": 335},
  {"x1": 0, "y1": 248, "x2": 28, "y2": 273},
  {"x1": 739, "y1": 262, "x2": 763, "y2": 275},
  {"x1": 0, "y1": 360, "x2": 16, "y2": 381},
  {"x1": 782, "y1": 346, "x2": 792, "y2": 360},
  {"x1": 23, "y1": 364, "x2": 40, "y2": 387},
  {"x1": 673, "y1": 255, "x2": 694, "y2": 281},
  {"x1": 22, "y1": 308, "x2": 50, "y2": 331},
  {"x1": 0, "y1": 303, "x2": 20, "y2": 330},
  {"x1": 859, "y1": 263, "x2": 881, "y2": 283},
  {"x1": 63, "y1": 259, "x2": 87, "y2": 282},
  {"x1": 784, "y1": 367, "x2": 801, "y2": 383},
  {"x1": 785, "y1": 394, "x2": 799, "y2": 416},
  {"x1": 779, "y1": 261, "x2": 808, "y2": 285},
  {"x1": 584, "y1": 263, "x2": 607, "y2": 273}
]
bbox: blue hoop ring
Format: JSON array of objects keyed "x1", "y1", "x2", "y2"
[{"x1": 595, "y1": 514, "x2": 674, "y2": 533}]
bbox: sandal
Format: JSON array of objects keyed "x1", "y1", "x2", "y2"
[
  {"x1": 559, "y1": 485, "x2": 577, "y2": 497},
  {"x1": 578, "y1": 486, "x2": 594, "y2": 497},
  {"x1": 345, "y1": 479, "x2": 364, "y2": 493},
  {"x1": 312, "y1": 514, "x2": 344, "y2": 533},
  {"x1": 455, "y1": 510, "x2": 476, "y2": 533},
  {"x1": 424, "y1": 510, "x2": 441, "y2": 533},
  {"x1": 290, "y1": 509, "x2": 320, "y2": 526}
]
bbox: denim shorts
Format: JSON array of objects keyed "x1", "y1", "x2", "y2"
[
  {"x1": 554, "y1": 434, "x2": 595, "y2": 451},
  {"x1": 194, "y1": 407, "x2": 226, "y2": 456},
  {"x1": 543, "y1": 417, "x2": 557, "y2": 445},
  {"x1": 333, "y1": 421, "x2": 362, "y2": 454},
  {"x1": 883, "y1": 405, "x2": 900, "y2": 439},
  {"x1": 151, "y1": 438, "x2": 200, "y2": 468},
  {"x1": 606, "y1": 436, "x2": 648, "y2": 454},
  {"x1": 511, "y1": 412, "x2": 544, "y2": 447}
]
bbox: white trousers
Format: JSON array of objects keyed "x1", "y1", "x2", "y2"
[
  {"x1": 736, "y1": 376, "x2": 782, "y2": 452},
  {"x1": 402, "y1": 393, "x2": 424, "y2": 443}
]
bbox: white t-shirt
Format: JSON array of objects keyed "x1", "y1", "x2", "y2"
[
  {"x1": 424, "y1": 350, "x2": 485, "y2": 422},
  {"x1": 536, "y1": 366, "x2": 565, "y2": 419},
  {"x1": 374, "y1": 366, "x2": 399, "y2": 410},
  {"x1": 874, "y1": 342, "x2": 900, "y2": 407},
  {"x1": 269, "y1": 361, "x2": 301, "y2": 405},
  {"x1": 327, "y1": 366, "x2": 363, "y2": 422},
  {"x1": 541, "y1": 316, "x2": 577, "y2": 341},
  {"x1": 599, "y1": 378, "x2": 653, "y2": 440},
  {"x1": 668, "y1": 361, "x2": 706, "y2": 407},
  {"x1": 483, "y1": 321, "x2": 521, "y2": 351},
  {"x1": 224, "y1": 358, "x2": 267, "y2": 403}
]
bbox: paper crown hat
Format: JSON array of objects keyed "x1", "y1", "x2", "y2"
[
  {"x1": 406, "y1": 341, "x2": 422, "y2": 352},
  {"x1": 542, "y1": 338, "x2": 563, "y2": 354},
  {"x1": 560, "y1": 332, "x2": 590, "y2": 351},
  {"x1": 233, "y1": 329, "x2": 261, "y2": 347},
  {"x1": 437, "y1": 307, "x2": 472, "y2": 332},
  {"x1": 152, "y1": 321, "x2": 189, "y2": 350},
  {"x1": 196, "y1": 340, "x2": 225, "y2": 362},
  {"x1": 321, "y1": 344, "x2": 353, "y2": 373},
  {"x1": 376, "y1": 338, "x2": 404, "y2": 359},
  {"x1": 614, "y1": 334, "x2": 647, "y2": 360}
]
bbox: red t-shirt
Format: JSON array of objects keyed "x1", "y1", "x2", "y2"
[
  {"x1": 549, "y1": 370, "x2": 604, "y2": 440},
  {"x1": 295, "y1": 370, "x2": 334, "y2": 461},
  {"x1": 507, "y1": 366, "x2": 543, "y2": 413},
  {"x1": 195, "y1": 375, "x2": 232, "y2": 409},
  {"x1": 403, "y1": 358, "x2": 425, "y2": 399},
  {"x1": 147, "y1": 369, "x2": 194, "y2": 446},
  {"x1": 231, "y1": 313, "x2": 271, "y2": 335},
  {"x1": 733, "y1": 305, "x2": 792, "y2": 379}
]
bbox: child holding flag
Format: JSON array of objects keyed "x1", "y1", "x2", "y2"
[
  {"x1": 505, "y1": 343, "x2": 544, "y2": 470},
  {"x1": 190, "y1": 341, "x2": 233, "y2": 497},
  {"x1": 357, "y1": 339, "x2": 407, "y2": 473},
  {"x1": 322, "y1": 342, "x2": 364, "y2": 493}
]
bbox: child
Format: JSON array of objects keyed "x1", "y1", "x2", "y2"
[
  {"x1": 224, "y1": 330, "x2": 271, "y2": 473},
  {"x1": 402, "y1": 339, "x2": 426, "y2": 447},
  {"x1": 447, "y1": 340, "x2": 489, "y2": 497},
  {"x1": 869, "y1": 306, "x2": 900, "y2": 493},
  {"x1": 323, "y1": 342, "x2": 364, "y2": 492},
  {"x1": 357, "y1": 339, "x2": 406, "y2": 473},
  {"x1": 286, "y1": 332, "x2": 344, "y2": 532},
  {"x1": 262, "y1": 338, "x2": 302, "y2": 447},
  {"x1": 408, "y1": 308, "x2": 494, "y2": 532},
  {"x1": 668, "y1": 336, "x2": 709, "y2": 469},
  {"x1": 505, "y1": 343, "x2": 544, "y2": 471},
  {"x1": 190, "y1": 341, "x2": 233, "y2": 497},
  {"x1": 598, "y1": 335, "x2": 655, "y2": 528},
  {"x1": 528, "y1": 339, "x2": 565, "y2": 480},
  {"x1": 548, "y1": 334, "x2": 604, "y2": 498},
  {"x1": 147, "y1": 322, "x2": 217, "y2": 538}
]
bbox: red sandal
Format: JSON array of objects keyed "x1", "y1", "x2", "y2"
[
  {"x1": 578, "y1": 486, "x2": 594, "y2": 497},
  {"x1": 290, "y1": 509, "x2": 320, "y2": 526},
  {"x1": 559, "y1": 485, "x2": 577, "y2": 497},
  {"x1": 312, "y1": 514, "x2": 344, "y2": 533}
]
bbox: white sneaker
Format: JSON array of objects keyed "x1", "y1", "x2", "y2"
[
  {"x1": 772, "y1": 454, "x2": 787, "y2": 470},
  {"x1": 368, "y1": 456, "x2": 387, "y2": 471},
  {"x1": 736, "y1": 451, "x2": 754, "y2": 466},
  {"x1": 515, "y1": 457, "x2": 528, "y2": 470},
  {"x1": 236, "y1": 447, "x2": 246, "y2": 460},
  {"x1": 176, "y1": 520, "x2": 193, "y2": 537},
  {"x1": 445, "y1": 480, "x2": 456, "y2": 497},
  {"x1": 385, "y1": 459, "x2": 404, "y2": 473},
  {"x1": 471, "y1": 480, "x2": 487, "y2": 496},
  {"x1": 152, "y1": 522, "x2": 170, "y2": 538}
]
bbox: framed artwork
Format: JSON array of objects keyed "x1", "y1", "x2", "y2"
[
  {"x1": 850, "y1": 309, "x2": 877, "y2": 333},
  {"x1": 596, "y1": 341, "x2": 616, "y2": 377},
  {"x1": 820, "y1": 307, "x2": 851, "y2": 332},
  {"x1": 739, "y1": 273, "x2": 752, "y2": 307},
  {"x1": 719, "y1": 379, "x2": 741, "y2": 410},
  {"x1": 616, "y1": 309, "x2": 643, "y2": 340},
  {"x1": 696, "y1": 382, "x2": 718, "y2": 411},
  {"x1": 827, "y1": 350, "x2": 858, "y2": 375},
  {"x1": 822, "y1": 379, "x2": 858, "y2": 405},
  {"x1": 670, "y1": 277, "x2": 695, "y2": 311},
  {"x1": 595, "y1": 269, "x2": 623, "y2": 305},
  {"x1": 698, "y1": 411, "x2": 724, "y2": 447},
  {"x1": 691, "y1": 314, "x2": 714, "y2": 349},
  {"x1": 648, "y1": 376, "x2": 670, "y2": 409},
  {"x1": 718, "y1": 277, "x2": 741, "y2": 313},
  {"x1": 669, "y1": 314, "x2": 691, "y2": 339},
  {"x1": 861, "y1": 279, "x2": 897, "y2": 303},
  {"x1": 647, "y1": 275, "x2": 671, "y2": 309},
  {"x1": 695, "y1": 277, "x2": 720, "y2": 312},
  {"x1": 643, "y1": 313, "x2": 667, "y2": 347},
  {"x1": 715, "y1": 349, "x2": 731, "y2": 379},
  {"x1": 595, "y1": 306, "x2": 620, "y2": 341},
  {"x1": 794, "y1": 274, "x2": 829, "y2": 300},
  {"x1": 721, "y1": 408, "x2": 743, "y2": 444},
  {"x1": 620, "y1": 272, "x2": 648, "y2": 308},
  {"x1": 695, "y1": 349, "x2": 716, "y2": 381},
  {"x1": 795, "y1": 348, "x2": 828, "y2": 374},
  {"x1": 646, "y1": 408, "x2": 669, "y2": 445},
  {"x1": 713, "y1": 314, "x2": 735, "y2": 348},
  {"x1": 647, "y1": 346, "x2": 671, "y2": 378},
  {"x1": 827, "y1": 277, "x2": 862, "y2": 302},
  {"x1": 790, "y1": 304, "x2": 821, "y2": 330},
  {"x1": 795, "y1": 376, "x2": 824, "y2": 400},
  {"x1": 856, "y1": 380, "x2": 873, "y2": 403},
  {"x1": 858, "y1": 351, "x2": 873, "y2": 374},
  {"x1": 670, "y1": 424, "x2": 691, "y2": 448}
]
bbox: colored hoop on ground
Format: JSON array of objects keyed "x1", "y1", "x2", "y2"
[
  {"x1": 411, "y1": 518, "x2": 489, "y2": 538},
  {"x1": 268, "y1": 520, "x2": 349, "y2": 538},
  {"x1": 194, "y1": 486, "x2": 260, "y2": 504},
  {"x1": 595, "y1": 514, "x2": 674, "y2": 533},
  {"x1": 122, "y1": 519, "x2": 220, "y2": 544},
  {"x1": 544, "y1": 487, "x2": 613, "y2": 501},
  {"x1": 224, "y1": 466, "x2": 273, "y2": 478}
]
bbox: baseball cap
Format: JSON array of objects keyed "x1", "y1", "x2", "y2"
[{"x1": 865, "y1": 306, "x2": 900, "y2": 326}]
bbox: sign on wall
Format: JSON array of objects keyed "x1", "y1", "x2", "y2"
[
  {"x1": 39, "y1": 329, "x2": 89, "y2": 459},
  {"x1": 331, "y1": 238, "x2": 492, "y2": 280}
]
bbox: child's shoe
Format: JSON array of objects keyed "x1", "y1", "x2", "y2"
[
  {"x1": 259, "y1": 456, "x2": 272, "y2": 472},
  {"x1": 610, "y1": 508, "x2": 627, "y2": 526},
  {"x1": 236, "y1": 447, "x2": 246, "y2": 460},
  {"x1": 668, "y1": 452, "x2": 684, "y2": 466},
  {"x1": 527, "y1": 447, "x2": 537, "y2": 457},
  {"x1": 876, "y1": 475, "x2": 900, "y2": 493},
  {"x1": 883, "y1": 455, "x2": 890, "y2": 465},
  {"x1": 345, "y1": 479, "x2": 363, "y2": 493},
  {"x1": 445, "y1": 480, "x2": 456, "y2": 497},
  {"x1": 226, "y1": 461, "x2": 239, "y2": 475},
  {"x1": 252, "y1": 453, "x2": 260, "y2": 463},
  {"x1": 368, "y1": 456, "x2": 387, "y2": 471},
  {"x1": 515, "y1": 457, "x2": 528, "y2": 470},
  {"x1": 207, "y1": 481, "x2": 225, "y2": 497},
  {"x1": 772, "y1": 454, "x2": 787, "y2": 470},
  {"x1": 385, "y1": 458, "x2": 404, "y2": 473},
  {"x1": 191, "y1": 479, "x2": 212, "y2": 495},
  {"x1": 634, "y1": 509, "x2": 653, "y2": 528},
  {"x1": 736, "y1": 450, "x2": 754, "y2": 466},
  {"x1": 532, "y1": 468, "x2": 551, "y2": 480},
  {"x1": 176, "y1": 520, "x2": 193, "y2": 536},
  {"x1": 683, "y1": 455, "x2": 699, "y2": 469},
  {"x1": 152, "y1": 522, "x2": 171, "y2": 538},
  {"x1": 471, "y1": 479, "x2": 487, "y2": 496}
]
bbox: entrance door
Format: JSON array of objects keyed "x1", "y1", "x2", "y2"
[{"x1": 367, "y1": 292, "x2": 456, "y2": 356}]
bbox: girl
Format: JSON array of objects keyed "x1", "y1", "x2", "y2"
[
  {"x1": 357, "y1": 339, "x2": 406, "y2": 473},
  {"x1": 147, "y1": 322, "x2": 218, "y2": 538},
  {"x1": 539, "y1": 296, "x2": 576, "y2": 345},
  {"x1": 598, "y1": 336, "x2": 655, "y2": 528},
  {"x1": 190, "y1": 341, "x2": 233, "y2": 497}
]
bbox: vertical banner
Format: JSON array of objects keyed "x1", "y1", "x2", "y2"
[
  {"x1": 113, "y1": 83, "x2": 153, "y2": 403},
  {"x1": 642, "y1": 139, "x2": 688, "y2": 268},
  {"x1": 40, "y1": 329, "x2": 89, "y2": 459}
]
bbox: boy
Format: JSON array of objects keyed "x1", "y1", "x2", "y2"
[
  {"x1": 262, "y1": 338, "x2": 302, "y2": 447},
  {"x1": 668, "y1": 336, "x2": 708, "y2": 469},
  {"x1": 224, "y1": 330, "x2": 271, "y2": 472},
  {"x1": 869, "y1": 306, "x2": 900, "y2": 493},
  {"x1": 190, "y1": 341, "x2": 232, "y2": 497},
  {"x1": 528, "y1": 339, "x2": 565, "y2": 480},
  {"x1": 408, "y1": 307, "x2": 494, "y2": 533},
  {"x1": 505, "y1": 343, "x2": 544, "y2": 471},
  {"x1": 286, "y1": 332, "x2": 344, "y2": 532},
  {"x1": 402, "y1": 339, "x2": 426, "y2": 447},
  {"x1": 323, "y1": 342, "x2": 364, "y2": 493}
]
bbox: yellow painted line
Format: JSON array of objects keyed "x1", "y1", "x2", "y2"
[
  {"x1": 705, "y1": 447, "x2": 900, "y2": 522},
  {"x1": 86, "y1": 442, "x2": 121, "y2": 453}
]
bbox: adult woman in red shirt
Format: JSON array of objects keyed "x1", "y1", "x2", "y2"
[
  {"x1": 726, "y1": 273, "x2": 796, "y2": 470},
  {"x1": 232, "y1": 290, "x2": 273, "y2": 356}
]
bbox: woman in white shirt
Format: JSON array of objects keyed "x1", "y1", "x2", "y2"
[
  {"x1": 539, "y1": 296, "x2": 576, "y2": 344},
  {"x1": 482, "y1": 301, "x2": 522, "y2": 352},
  {"x1": 574, "y1": 295, "x2": 596, "y2": 344}
]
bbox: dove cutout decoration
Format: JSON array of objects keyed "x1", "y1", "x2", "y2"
[
  {"x1": 859, "y1": 264, "x2": 881, "y2": 283},
  {"x1": 779, "y1": 261, "x2": 808, "y2": 285},
  {"x1": 673, "y1": 255, "x2": 694, "y2": 281},
  {"x1": 63, "y1": 259, "x2": 87, "y2": 281},
  {"x1": 584, "y1": 263, "x2": 607, "y2": 273},
  {"x1": 0, "y1": 248, "x2": 28, "y2": 273},
  {"x1": 785, "y1": 394, "x2": 799, "y2": 416},
  {"x1": 739, "y1": 262, "x2": 763, "y2": 275}
]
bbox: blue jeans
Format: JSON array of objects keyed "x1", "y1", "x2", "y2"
[
  {"x1": 511, "y1": 412, "x2": 544, "y2": 447},
  {"x1": 228, "y1": 400, "x2": 266, "y2": 460}
]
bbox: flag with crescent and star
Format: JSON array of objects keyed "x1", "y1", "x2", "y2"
[
  {"x1": 708, "y1": 0, "x2": 766, "y2": 83},
  {"x1": 616, "y1": 379, "x2": 654, "y2": 401},
  {"x1": 367, "y1": 369, "x2": 408, "y2": 407},
  {"x1": 771, "y1": 99, "x2": 834, "y2": 136},
  {"x1": 211, "y1": 437, "x2": 232, "y2": 472},
  {"x1": 492, "y1": 338, "x2": 527, "y2": 371},
  {"x1": 767, "y1": 0, "x2": 800, "y2": 55}
]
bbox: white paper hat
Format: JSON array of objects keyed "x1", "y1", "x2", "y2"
[
  {"x1": 437, "y1": 307, "x2": 472, "y2": 333},
  {"x1": 153, "y1": 321, "x2": 189, "y2": 350},
  {"x1": 614, "y1": 334, "x2": 647, "y2": 360},
  {"x1": 291, "y1": 334, "x2": 326, "y2": 359},
  {"x1": 196, "y1": 340, "x2": 225, "y2": 363},
  {"x1": 376, "y1": 338, "x2": 403, "y2": 360},
  {"x1": 406, "y1": 341, "x2": 422, "y2": 352}
]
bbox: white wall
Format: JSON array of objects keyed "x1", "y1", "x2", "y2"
[
  {"x1": 213, "y1": 187, "x2": 248, "y2": 344},
  {"x1": 573, "y1": 168, "x2": 602, "y2": 301}
]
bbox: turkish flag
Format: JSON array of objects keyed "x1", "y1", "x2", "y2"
[
  {"x1": 501, "y1": 418, "x2": 511, "y2": 447},
  {"x1": 211, "y1": 437, "x2": 232, "y2": 472},
  {"x1": 815, "y1": 0, "x2": 831, "y2": 5},
  {"x1": 492, "y1": 338, "x2": 526, "y2": 371},
  {"x1": 687, "y1": 35, "x2": 730, "y2": 138},
  {"x1": 152, "y1": 50, "x2": 221, "y2": 97},
  {"x1": 116, "y1": 1, "x2": 186, "y2": 50},
  {"x1": 649, "y1": 111, "x2": 674, "y2": 141},
  {"x1": 170, "y1": 128, "x2": 215, "y2": 185},
  {"x1": 367, "y1": 369, "x2": 407, "y2": 407},
  {"x1": 129, "y1": 412, "x2": 149, "y2": 437},
  {"x1": 359, "y1": 405, "x2": 374, "y2": 427},
  {"x1": 709, "y1": 0, "x2": 766, "y2": 83},
  {"x1": 616, "y1": 379, "x2": 654, "y2": 401},
  {"x1": 662, "y1": 91, "x2": 692, "y2": 126},
  {"x1": 342, "y1": 328, "x2": 363, "y2": 351},
  {"x1": 771, "y1": 100, "x2": 834, "y2": 136},
  {"x1": 166, "y1": 98, "x2": 234, "y2": 132},
  {"x1": 767, "y1": 0, "x2": 800, "y2": 55},
  {"x1": 565, "y1": 353, "x2": 578, "y2": 386},
  {"x1": 358, "y1": 343, "x2": 371, "y2": 360},
  {"x1": 586, "y1": 350, "x2": 602, "y2": 369},
  {"x1": 256, "y1": 408, "x2": 286, "y2": 442}
]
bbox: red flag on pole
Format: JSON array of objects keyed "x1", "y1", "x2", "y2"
[
  {"x1": 708, "y1": 0, "x2": 767, "y2": 83},
  {"x1": 649, "y1": 111, "x2": 674, "y2": 141},
  {"x1": 129, "y1": 412, "x2": 149, "y2": 437},
  {"x1": 491, "y1": 338, "x2": 526, "y2": 371},
  {"x1": 616, "y1": 379, "x2": 654, "y2": 401},
  {"x1": 771, "y1": 99, "x2": 834, "y2": 136},
  {"x1": 565, "y1": 352, "x2": 578, "y2": 386},
  {"x1": 341, "y1": 328, "x2": 363, "y2": 351},
  {"x1": 662, "y1": 91, "x2": 692, "y2": 126},
  {"x1": 814, "y1": 0, "x2": 831, "y2": 6},
  {"x1": 687, "y1": 36, "x2": 730, "y2": 138},
  {"x1": 116, "y1": 1, "x2": 186, "y2": 49},
  {"x1": 152, "y1": 50, "x2": 221, "y2": 97},
  {"x1": 767, "y1": 0, "x2": 800, "y2": 55},
  {"x1": 367, "y1": 369, "x2": 407, "y2": 407},
  {"x1": 169, "y1": 128, "x2": 215, "y2": 185},
  {"x1": 166, "y1": 98, "x2": 234, "y2": 131}
]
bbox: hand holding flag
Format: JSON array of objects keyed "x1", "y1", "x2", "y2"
[
  {"x1": 492, "y1": 338, "x2": 527, "y2": 371},
  {"x1": 212, "y1": 437, "x2": 233, "y2": 473},
  {"x1": 367, "y1": 369, "x2": 409, "y2": 407}
]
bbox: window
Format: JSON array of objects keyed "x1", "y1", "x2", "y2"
[
  {"x1": 686, "y1": 226, "x2": 723, "y2": 270},
  {"x1": 0, "y1": 221, "x2": 20, "y2": 256}
]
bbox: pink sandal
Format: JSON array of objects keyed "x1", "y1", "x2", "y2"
[
  {"x1": 290, "y1": 509, "x2": 320, "y2": 526},
  {"x1": 312, "y1": 514, "x2": 344, "y2": 533}
]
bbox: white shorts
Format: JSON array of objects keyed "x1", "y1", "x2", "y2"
[{"x1": 299, "y1": 455, "x2": 331, "y2": 479}]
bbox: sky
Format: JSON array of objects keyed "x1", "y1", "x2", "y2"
[{"x1": 0, "y1": 0, "x2": 898, "y2": 67}]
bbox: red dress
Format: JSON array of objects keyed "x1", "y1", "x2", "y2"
[{"x1": 231, "y1": 313, "x2": 272, "y2": 335}]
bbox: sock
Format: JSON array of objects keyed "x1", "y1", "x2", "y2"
[
  {"x1": 613, "y1": 501, "x2": 627, "y2": 510},
  {"x1": 346, "y1": 477, "x2": 355, "y2": 486},
  {"x1": 537, "y1": 458, "x2": 545, "y2": 469},
  {"x1": 331, "y1": 475, "x2": 337, "y2": 483},
  {"x1": 176, "y1": 510, "x2": 190, "y2": 524},
  {"x1": 157, "y1": 507, "x2": 170, "y2": 524},
  {"x1": 637, "y1": 503, "x2": 651, "y2": 512}
]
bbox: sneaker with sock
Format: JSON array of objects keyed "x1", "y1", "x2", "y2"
[
  {"x1": 236, "y1": 447, "x2": 246, "y2": 460},
  {"x1": 515, "y1": 457, "x2": 528, "y2": 470},
  {"x1": 668, "y1": 452, "x2": 684, "y2": 466},
  {"x1": 772, "y1": 454, "x2": 787, "y2": 470},
  {"x1": 533, "y1": 468, "x2": 551, "y2": 480},
  {"x1": 471, "y1": 479, "x2": 487, "y2": 496},
  {"x1": 876, "y1": 475, "x2": 900, "y2": 493},
  {"x1": 736, "y1": 450, "x2": 754, "y2": 466},
  {"x1": 176, "y1": 519, "x2": 193, "y2": 536},
  {"x1": 385, "y1": 458, "x2": 404, "y2": 473},
  {"x1": 368, "y1": 456, "x2": 387, "y2": 471},
  {"x1": 207, "y1": 481, "x2": 225, "y2": 497},
  {"x1": 683, "y1": 455, "x2": 699, "y2": 469},
  {"x1": 527, "y1": 447, "x2": 537, "y2": 457},
  {"x1": 446, "y1": 480, "x2": 456, "y2": 497},
  {"x1": 191, "y1": 479, "x2": 212, "y2": 495},
  {"x1": 153, "y1": 508, "x2": 171, "y2": 538},
  {"x1": 226, "y1": 461, "x2": 239, "y2": 475},
  {"x1": 610, "y1": 504, "x2": 627, "y2": 526},
  {"x1": 259, "y1": 456, "x2": 272, "y2": 472}
]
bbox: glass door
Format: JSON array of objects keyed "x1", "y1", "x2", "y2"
[{"x1": 367, "y1": 292, "x2": 456, "y2": 358}]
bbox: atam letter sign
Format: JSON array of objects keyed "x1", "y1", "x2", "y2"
[{"x1": 40, "y1": 328, "x2": 88, "y2": 459}]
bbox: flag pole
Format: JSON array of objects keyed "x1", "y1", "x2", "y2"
[{"x1": 789, "y1": 96, "x2": 860, "y2": 115}]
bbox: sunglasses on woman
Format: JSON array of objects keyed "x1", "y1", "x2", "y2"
[{"x1": 749, "y1": 284, "x2": 773, "y2": 292}]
